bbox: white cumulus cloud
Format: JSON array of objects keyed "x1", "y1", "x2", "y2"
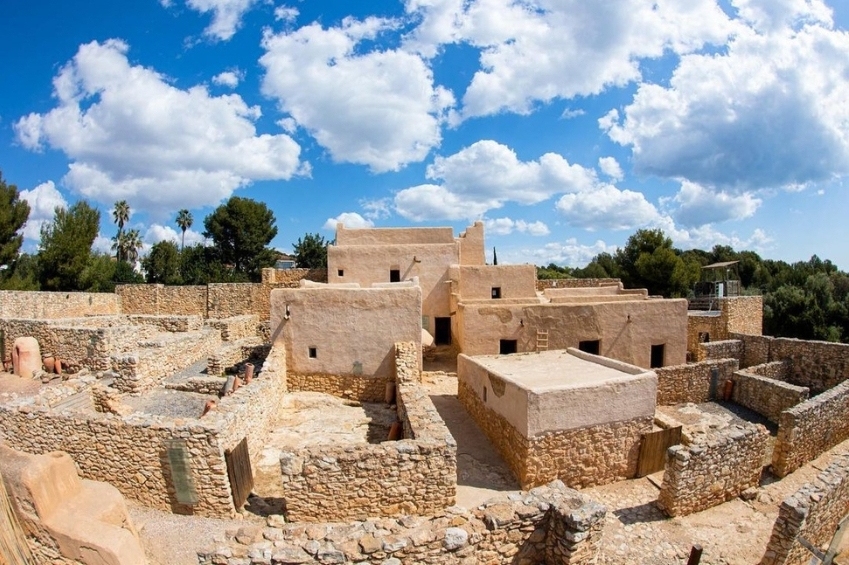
[
  {"x1": 14, "y1": 40, "x2": 305, "y2": 218},
  {"x1": 671, "y1": 182, "x2": 762, "y2": 227},
  {"x1": 212, "y1": 69, "x2": 243, "y2": 88},
  {"x1": 144, "y1": 224, "x2": 206, "y2": 247},
  {"x1": 323, "y1": 212, "x2": 375, "y2": 230},
  {"x1": 260, "y1": 18, "x2": 455, "y2": 173},
  {"x1": 484, "y1": 217, "x2": 549, "y2": 236},
  {"x1": 183, "y1": 0, "x2": 259, "y2": 41},
  {"x1": 598, "y1": 157, "x2": 624, "y2": 182},
  {"x1": 555, "y1": 184, "x2": 664, "y2": 231},
  {"x1": 18, "y1": 181, "x2": 68, "y2": 242}
]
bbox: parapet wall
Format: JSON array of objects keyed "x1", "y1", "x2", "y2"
[
  {"x1": 199, "y1": 481, "x2": 606, "y2": 565},
  {"x1": 760, "y1": 454, "x2": 849, "y2": 565},
  {"x1": 0, "y1": 290, "x2": 120, "y2": 319},
  {"x1": 699, "y1": 339, "x2": 742, "y2": 362},
  {"x1": 115, "y1": 284, "x2": 207, "y2": 317},
  {"x1": 658, "y1": 423, "x2": 768, "y2": 516},
  {"x1": 655, "y1": 359, "x2": 738, "y2": 406},
  {"x1": 731, "y1": 370, "x2": 808, "y2": 424},
  {"x1": 278, "y1": 342, "x2": 456, "y2": 522},
  {"x1": 535, "y1": 278, "x2": 621, "y2": 291},
  {"x1": 773, "y1": 379, "x2": 849, "y2": 477}
]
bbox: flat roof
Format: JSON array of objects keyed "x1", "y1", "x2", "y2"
[{"x1": 468, "y1": 349, "x2": 646, "y2": 394}]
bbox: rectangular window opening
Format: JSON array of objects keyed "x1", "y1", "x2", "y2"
[
  {"x1": 651, "y1": 344, "x2": 665, "y2": 368},
  {"x1": 308, "y1": 347, "x2": 317, "y2": 358},
  {"x1": 578, "y1": 340, "x2": 600, "y2": 355},
  {"x1": 491, "y1": 287, "x2": 502, "y2": 299},
  {"x1": 698, "y1": 332, "x2": 710, "y2": 343},
  {"x1": 337, "y1": 269, "x2": 344, "y2": 277},
  {"x1": 435, "y1": 317, "x2": 452, "y2": 345},
  {"x1": 390, "y1": 269, "x2": 401, "y2": 282},
  {"x1": 499, "y1": 339, "x2": 517, "y2": 355},
  {"x1": 483, "y1": 386, "x2": 487, "y2": 402}
]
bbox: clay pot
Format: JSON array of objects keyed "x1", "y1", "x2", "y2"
[
  {"x1": 42, "y1": 354, "x2": 56, "y2": 374},
  {"x1": 387, "y1": 421, "x2": 402, "y2": 441},
  {"x1": 202, "y1": 400, "x2": 217, "y2": 417},
  {"x1": 55, "y1": 358, "x2": 63, "y2": 376},
  {"x1": 244, "y1": 363, "x2": 255, "y2": 384},
  {"x1": 232, "y1": 377, "x2": 242, "y2": 394}
]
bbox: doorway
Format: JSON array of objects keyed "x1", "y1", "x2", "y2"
[
  {"x1": 434, "y1": 317, "x2": 452, "y2": 345},
  {"x1": 499, "y1": 339, "x2": 517, "y2": 355}
]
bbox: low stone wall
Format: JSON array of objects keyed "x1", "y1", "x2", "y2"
[
  {"x1": 127, "y1": 314, "x2": 203, "y2": 333},
  {"x1": 655, "y1": 359, "x2": 738, "y2": 406},
  {"x1": 164, "y1": 376, "x2": 226, "y2": 395},
  {"x1": 287, "y1": 373, "x2": 389, "y2": 402},
  {"x1": 658, "y1": 423, "x2": 768, "y2": 516},
  {"x1": 205, "y1": 315, "x2": 259, "y2": 342},
  {"x1": 0, "y1": 290, "x2": 120, "y2": 319},
  {"x1": 207, "y1": 340, "x2": 269, "y2": 377},
  {"x1": 116, "y1": 284, "x2": 207, "y2": 317},
  {"x1": 699, "y1": 339, "x2": 742, "y2": 362},
  {"x1": 732, "y1": 370, "x2": 808, "y2": 424},
  {"x1": 773, "y1": 380, "x2": 849, "y2": 477},
  {"x1": 111, "y1": 328, "x2": 220, "y2": 394},
  {"x1": 733, "y1": 334, "x2": 849, "y2": 393},
  {"x1": 261, "y1": 267, "x2": 327, "y2": 285},
  {"x1": 199, "y1": 481, "x2": 606, "y2": 565},
  {"x1": 747, "y1": 360, "x2": 790, "y2": 380},
  {"x1": 458, "y1": 379, "x2": 649, "y2": 489},
  {"x1": 278, "y1": 342, "x2": 456, "y2": 522},
  {"x1": 760, "y1": 454, "x2": 849, "y2": 565},
  {"x1": 535, "y1": 278, "x2": 621, "y2": 291}
]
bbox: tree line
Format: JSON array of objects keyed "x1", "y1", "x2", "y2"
[
  {"x1": 0, "y1": 171, "x2": 329, "y2": 292},
  {"x1": 538, "y1": 229, "x2": 849, "y2": 343}
]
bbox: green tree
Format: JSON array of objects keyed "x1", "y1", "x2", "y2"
[
  {"x1": 38, "y1": 201, "x2": 100, "y2": 290},
  {"x1": 175, "y1": 209, "x2": 193, "y2": 251},
  {"x1": 293, "y1": 232, "x2": 328, "y2": 269},
  {"x1": 179, "y1": 243, "x2": 248, "y2": 284},
  {"x1": 0, "y1": 253, "x2": 39, "y2": 290},
  {"x1": 0, "y1": 172, "x2": 31, "y2": 272},
  {"x1": 143, "y1": 240, "x2": 182, "y2": 284},
  {"x1": 203, "y1": 197, "x2": 277, "y2": 281}
]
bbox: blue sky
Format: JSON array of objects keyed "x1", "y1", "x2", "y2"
[{"x1": 2, "y1": 0, "x2": 848, "y2": 268}]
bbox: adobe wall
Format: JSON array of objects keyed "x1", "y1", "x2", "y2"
[
  {"x1": 458, "y1": 221, "x2": 485, "y2": 265},
  {"x1": 733, "y1": 334, "x2": 849, "y2": 393},
  {"x1": 760, "y1": 454, "x2": 849, "y2": 565},
  {"x1": 0, "y1": 290, "x2": 120, "y2": 319},
  {"x1": 457, "y1": 377, "x2": 650, "y2": 490},
  {"x1": 456, "y1": 264, "x2": 538, "y2": 301},
  {"x1": 655, "y1": 359, "x2": 738, "y2": 406},
  {"x1": 535, "y1": 278, "x2": 621, "y2": 291},
  {"x1": 458, "y1": 298, "x2": 688, "y2": 368},
  {"x1": 658, "y1": 423, "x2": 768, "y2": 516},
  {"x1": 270, "y1": 285, "x2": 422, "y2": 382},
  {"x1": 199, "y1": 480, "x2": 606, "y2": 565},
  {"x1": 327, "y1": 243, "x2": 457, "y2": 322},
  {"x1": 334, "y1": 224, "x2": 456, "y2": 245},
  {"x1": 278, "y1": 342, "x2": 456, "y2": 522},
  {"x1": 731, "y1": 370, "x2": 808, "y2": 424},
  {"x1": 773, "y1": 380, "x2": 849, "y2": 477}
]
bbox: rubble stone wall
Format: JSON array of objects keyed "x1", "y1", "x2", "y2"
[
  {"x1": 773, "y1": 380, "x2": 849, "y2": 477},
  {"x1": 0, "y1": 290, "x2": 120, "y2": 319},
  {"x1": 731, "y1": 370, "x2": 808, "y2": 424},
  {"x1": 261, "y1": 268, "x2": 327, "y2": 285},
  {"x1": 127, "y1": 314, "x2": 203, "y2": 333},
  {"x1": 746, "y1": 360, "x2": 790, "y2": 380},
  {"x1": 699, "y1": 339, "x2": 742, "y2": 362},
  {"x1": 116, "y1": 285, "x2": 207, "y2": 317},
  {"x1": 658, "y1": 423, "x2": 768, "y2": 516},
  {"x1": 287, "y1": 373, "x2": 389, "y2": 402},
  {"x1": 207, "y1": 341, "x2": 269, "y2": 377},
  {"x1": 199, "y1": 481, "x2": 606, "y2": 565},
  {"x1": 732, "y1": 333, "x2": 772, "y2": 368},
  {"x1": 655, "y1": 359, "x2": 738, "y2": 405},
  {"x1": 278, "y1": 342, "x2": 456, "y2": 522},
  {"x1": 535, "y1": 278, "x2": 621, "y2": 291},
  {"x1": 687, "y1": 314, "x2": 726, "y2": 362},
  {"x1": 458, "y1": 379, "x2": 649, "y2": 489},
  {"x1": 205, "y1": 315, "x2": 259, "y2": 342},
  {"x1": 760, "y1": 454, "x2": 849, "y2": 565}
]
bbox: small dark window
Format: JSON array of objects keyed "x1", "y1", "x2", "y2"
[
  {"x1": 483, "y1": 386, "x2": 487, "y2": 402},
  {"x1": 491, "y1": 287, "x2": 502, "y2": 299},
  {"x1": 308, "y1": 347, "x2": 317, "y2": 358},
  {"x1": 435, "y1": 317, "x2": 452, "y2": 345},
  {"x1": 651, "y1": 344, "x2": 665, "y2": 368},
  {"x1": 499, "y1": 339, "x2": 517, "y2": 355},
  {"x1": 337, "y1": 269, "x2": 344, "y2": 277},
  {"x1": 579, "y1": 340, "x2": 600, "y2": 355},
  {"x1": 390, "y1": 269, "x2": 401, "y2": 282},
  {"x1": 698, "y1": 332, "x2": 710, "y2": 343}
]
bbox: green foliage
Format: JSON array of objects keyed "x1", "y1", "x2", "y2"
[
  {"x1": 143, "y1": 240, "x2": 182, "y2": 284},
  {"x1": 112, "y1": 228, "x2": 143, "y2": 264},
  {"x1": 0, "y1": 253, "x2": 39, "y2": 290},
  {"x1": 176, "y1": 209, "x2": 193, "y2": 250},
  {"x1": 293, "y1": 232, "x2": 328, "y2": 269},
  {"x1": 203, "y1": 197, "x2": 277, "y2": 281},
  {"x1": 536, "y1": 263, "x2": 573, "y2": 280},
  {"x1": 0, "y1": 172, "x2": 31, "y2": 271},
  {"x1": 37, "y1": 201, "x2": 100, "y2": 291},
  {"x1": 613, "y1": 229, "x2": 698, "y2": 297},
  {"x1": 178, "y1": 244, "x2": 248, "y2": 285}
]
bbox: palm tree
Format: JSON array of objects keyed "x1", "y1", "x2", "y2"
[
  {"x1": 112, "y1": 200, "x2": 130, "y2": 261},
  {"x1": 111, "y1": 229, "x2": 143, "y2": 265},
  {"x1": 176, "y1": 209, "x2": 193, "y2": 251}
]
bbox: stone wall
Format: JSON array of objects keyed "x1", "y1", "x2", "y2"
[
  {"x1": 205, "y1": 315, "x2": 259, "y2": 342},
  {"x1": 278, "y1": 342, "x2": 456, "y2": 522},
  {"x1": 655, "y1": 359, "x2": 738, "y2": 406},
  {"x1": 747, "y1": 360, "x2": 790, "y2": 380},
  {"x1": 0, "y1": 290, "x2": 120, "y2": 319},
  {"x1": 207, "y1": 341, "x2": 269, "y2": 377},
  {"x1": 760, "y1": 454, "x2": 849, "y2": 565},
  {"x1": 458, "y1": 379, "x2": 649, "y2": 489},
  {"x1": 733, "y1": 334, "x2": 849, "y2": 393},
  {"x1": 773, "y1": 380, "x2": 849, "y2": 477},
  {"x1": 261, "y1": 268, "x2": 327, "y2": 285},
  {"x1": 687, "y1": 314, "x2": 726, "y2": 361},
  {"x1": 658, "y1": 423, "x2": 768, "y2": 516},
  {"x1": 286, "y1": 374, "x2": 389, "y2": 402},
  {"x1": 731, "y1": 370, "x2": 808, "y2": 424},
  {"x1": 199, "y1": 481, "x2": 606, "y2": 565},
  {"x1": 535, "y1": 278, "x2": 621, "y2": 291},
  {"x1": 116, "y1": 284, "x2": 207, "y2": 317},
  {"x1": 699, "y1": 339, "x2": 742, "y2": 362}
]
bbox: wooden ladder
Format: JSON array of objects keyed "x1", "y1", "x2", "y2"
[{"x1": 536, "y1": 330, "x2": 549, "y2": 352}]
